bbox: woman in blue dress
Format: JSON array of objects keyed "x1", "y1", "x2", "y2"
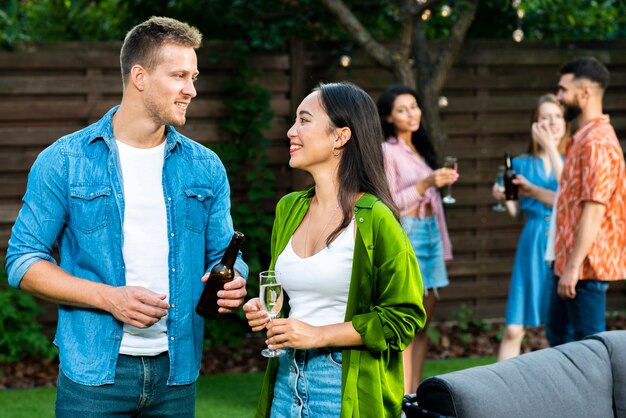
[{"x1": 493, "y1": 94, "x2": 570, "y2": 360}]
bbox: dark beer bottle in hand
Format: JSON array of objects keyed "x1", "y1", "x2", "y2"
[
  {"x1": 195, "y1": 231, "x2": 244, "y2": 319},
  {"x1": 503, "y1": 152, "x2": 519, "y2": 201}
]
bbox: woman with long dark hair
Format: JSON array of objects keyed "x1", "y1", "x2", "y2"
[
  {"x1": 244, "y1": 82, "x2": 426, "y2": 417},
  {"x1": 377, "y1": 84, "x2": 458, "y2": 394}
]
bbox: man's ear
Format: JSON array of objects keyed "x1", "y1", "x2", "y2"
[
  {"x1": 335, "y1": 127, "x2": 352, "y2": 149},
  {"x1": 130, "y1": 65, "x2": 146, "y2": 91}
]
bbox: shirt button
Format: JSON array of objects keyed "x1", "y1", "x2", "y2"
[
  {"x1": 170, "y1": 337, "x2": 175, "y2": 341},
  {"x1": 171, "y1": 268, "x2": 176, "y2": 272},
  {"x1": 170, "y1": 304, "x2": 175, "y2": 308},
  {"x1": 90, "y1": 193, "x2": 94, "y2": 196},
  {"x1": 358, "y1": 218, "x2": 364, "y2": 223},
  {"x1": 167, "y1": 197, "x2": 172, "y2": 201},
  {"x1": 197, "y1": 194, "x2": 202, "y2": 198},
  {"x1": 117, "y1": 194, "x2": 123, "y2": 198},
  {"x1": 170, "y1": 233, "x2": 175, "y2": 237},
  {"x1": 115, "y1": 335, "x2": 120, "y2": 340}
]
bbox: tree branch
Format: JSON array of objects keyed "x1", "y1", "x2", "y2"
[
  {"x1": 399, "y1": 0, "x2": 416, "y2": 59},
  {"x1": 412, "y1": 20, "x2": 432, "y2": 83},
  {"x1": 430, "y1": 0, "x2": 479, "y2": 94},
  {"x1": 320, "y1": 0, "x2": 393, "y2": 68}
]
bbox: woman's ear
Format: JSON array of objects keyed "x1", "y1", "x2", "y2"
[{"x1": 335, "y1": 127, "x2": 352, "y2": 149}]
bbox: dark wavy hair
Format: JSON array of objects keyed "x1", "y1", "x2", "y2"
[
  {"x1": 559, "y1": 57, "x2": 610, "y2": 91},
  {"x1": 377, "y1": 85, "x2": 439, "y2": 170},
  {"x1": 314, "y1": 82, "x2": 400, "y2": 244}
]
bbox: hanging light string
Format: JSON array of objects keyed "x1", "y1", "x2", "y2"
[{"x1": 512, "y1": 0, "x2": 524, "y2": 42}]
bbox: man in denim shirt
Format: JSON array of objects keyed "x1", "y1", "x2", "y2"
[{"x1": 5, "y1": 17, "x2": 248, "y2": 417}]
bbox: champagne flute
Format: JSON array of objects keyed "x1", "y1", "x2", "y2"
[
  {"x1": 442, "y1": 156, "x2": 458, "y2": 204},
  {"x1": 259, "y1": 270, "x2": 286, "y2": 358},
  {"x1": 492, "y1": 165, "x2": 507, "y2": 212}
]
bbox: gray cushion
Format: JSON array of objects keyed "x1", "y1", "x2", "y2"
[
  {"x1": 416, "y1": 337, "x2": 615, "y2": 418},
  {"x1": 587, "y1": 331, "x2": 626, "y2": 417}
]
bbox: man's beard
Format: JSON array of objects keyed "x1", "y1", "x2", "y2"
[{"x1": 563, "y1": 102, "x2": 582, "y2": 122}]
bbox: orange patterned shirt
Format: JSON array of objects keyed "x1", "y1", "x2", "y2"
[{"x1": 555, "y1": 115, "x2": 626, "y2": 281}]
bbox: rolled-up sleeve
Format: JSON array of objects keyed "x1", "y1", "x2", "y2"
[
  {"x1": 6, "y1": 143, "x2": 68, "y2": 288},
  {"x1": 352, "y1": 206, "x2": 426, "y2": 353}
]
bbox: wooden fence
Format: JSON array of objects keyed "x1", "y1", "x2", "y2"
[{"x1": 1, "y1": 40, "x2": 625, "y2": 321}]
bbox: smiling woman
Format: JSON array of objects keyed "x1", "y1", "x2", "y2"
[{"x1": 244, "y1": 82, "x2": 426, "y2": 418}]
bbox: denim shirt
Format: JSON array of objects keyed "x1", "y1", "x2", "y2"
[{"x1": 6, "y1": 106, "x2": 248, "y2": 386}]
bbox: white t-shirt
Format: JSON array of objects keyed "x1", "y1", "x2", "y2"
[
  {"x1": 275, "y1": 220, "x2": 354, "y2": 327},
  {"x1": 117, "y1": 140, "x2": 170, "y2": 356},
  {"x1": 545, "y1": 191, "x2": 558, "y2": 263}
]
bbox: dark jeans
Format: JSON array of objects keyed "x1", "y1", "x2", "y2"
[
  {"x1": 56, "y1": 352, "x2": 196, "y2": 417},
  {"x1": 546, "y1": 276, "x2": 609, "y2": 347}
]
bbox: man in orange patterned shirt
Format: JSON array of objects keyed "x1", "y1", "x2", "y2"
[{"x1": 547, "y1": 57, "x2": 626, "y2": 347}]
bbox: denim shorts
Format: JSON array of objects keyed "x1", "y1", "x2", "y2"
[
  {"x1": 270, "y1": 348, "x2": 342, "y2": 418},
  {"x1": 56, "y1": 352, "x2": 195, "y2": 417},
  {"x1": 402, "y1": 216, "x2": 449, "y2": 294}
]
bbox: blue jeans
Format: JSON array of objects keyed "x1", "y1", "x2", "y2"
[
  {"x1": 401, "y1": 216, "x2": 449, "y2": 291},
  {"x1": 546, "y1": 276, "x2": 609, "y2": 347},
  {"x1": 56, "y1": 353, "x2": 196, "y2": 417},
  {"x1": 271, "y1": 348, "x2": 342, "y2": 418}
]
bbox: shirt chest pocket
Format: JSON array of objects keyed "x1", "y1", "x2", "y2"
[
  {"x1": 184, "y1": 187, "x2": 213, "y2": 233},
  {"x1": 69, "y1": 185, "x2": 112, "y2": 233}
]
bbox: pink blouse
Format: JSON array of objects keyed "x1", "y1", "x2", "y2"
[{"x1": 382, "y1": 138, "x2": 453, "y2": 261}]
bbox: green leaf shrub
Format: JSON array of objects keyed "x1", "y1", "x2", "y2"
[{"x1": 0, "y1": 268, "x2": 56, "y2": 363}]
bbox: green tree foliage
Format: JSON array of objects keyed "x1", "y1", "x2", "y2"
[{"x1": 4, "y1": 0, "x2": 625, "y2": 47}]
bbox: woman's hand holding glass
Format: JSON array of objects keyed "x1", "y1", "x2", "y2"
[
  {"x1": 492, "y1": 165, "x2": 506, "y2": 212},
  {"x1": 243, "y1": 270, "x2": 286, "y2": 357},
  {"x1": 441, "y1": 156, "x2": 459, "y2": 204}
]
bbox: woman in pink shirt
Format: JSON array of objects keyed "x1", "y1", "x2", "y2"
[{"x1": 377, "y1": 85, "x2": 458, "y2": 394}]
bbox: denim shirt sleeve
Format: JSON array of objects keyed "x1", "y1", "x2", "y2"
[
  {"x1": 6, "y1": 141, "x2": 68, "y2": 287},
  {"x1": 203, "y1": 157, "x2": 248, "y2": 279}
]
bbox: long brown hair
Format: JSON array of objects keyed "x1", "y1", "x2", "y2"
[
  {"x1": 315, "y1": 82, "x2": 401, "y2": 245},
  {"x1": 527, "y1": 94, "x2": 570, "y2": 156}
]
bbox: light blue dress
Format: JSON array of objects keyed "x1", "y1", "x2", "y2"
[{"x1": 505, "y1": 154, "x2": 558, "y2": 326}]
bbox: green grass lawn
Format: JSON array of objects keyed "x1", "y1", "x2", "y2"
[{"x1": 0, "y1": 357, "x2": 495, "y2": 418}]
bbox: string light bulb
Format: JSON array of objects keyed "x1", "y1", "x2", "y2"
[
  {"x1": 512, "y1": 0, "x2": 521, "y2": 8},
  {"x1": 512, "y1": 28, "x2": 524, "y2": 43},
  {"x1": 438, "y1": 96, "x2": 449, "y2": 108},
  {"x1": 339, "y1": 54, "x2": 351, "y2": 68},
  {"x1": 441, "y1": 5, "x2": 452, "y2": 17},
  {"x1": 416, "y1": 0, "x2": 427, "y2": 4},
  {"x1": 421, "y1": 9, "x2": 432, "y2": 21}
]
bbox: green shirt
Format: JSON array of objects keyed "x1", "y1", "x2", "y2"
[{"x1": 256, "y1": 190, "x2": 426, "y2": 417}]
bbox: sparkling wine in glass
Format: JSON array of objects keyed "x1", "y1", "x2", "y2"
[
  {"x1": 492, "y1": 165, "x2": 507, "y2": 212},
  {"x1": 259, "y1": 270, "x2": 286, "y2": 358},
  {"x1": 442, "y1": 156, "x2": 458, "y2": 205}
]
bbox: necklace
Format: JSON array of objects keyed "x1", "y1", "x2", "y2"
[{"x1": 303, "y1": 200, "x2": 340, "y2": 256}]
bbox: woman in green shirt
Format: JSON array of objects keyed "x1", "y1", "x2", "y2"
[{"x1": 243, "y1": 82, "x2": 426, "y2": 417}]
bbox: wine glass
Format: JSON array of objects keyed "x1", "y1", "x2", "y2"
[
  {"x1": 442, "y1": 156, "x2": 458, "y2": 204},
  {"x1": 492, "y1": 165, "x2": 507, "y2": 212},
  {"x1": 259, "y1": 270, "x2": 286, "y2": 358}
]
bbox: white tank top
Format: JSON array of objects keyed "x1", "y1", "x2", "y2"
[
  {"x1": 116, "y1": 140, "x2": 170, "y2": 356},
  {"x1": 275, "y1": 219, "x2": 355, "y2": 327}
]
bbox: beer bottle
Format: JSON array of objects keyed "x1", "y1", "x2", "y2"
[
  {"x1": 503, "y1": 152, "x2": 518, "y2": 201},
  {"x1": 195, "y1": 231, "x2": 244, "y2": 319}
]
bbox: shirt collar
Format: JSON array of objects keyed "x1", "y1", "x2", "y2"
[
  {"x1": 572, "y1": 115, "x2": 610, "y2": 144},
  {"x1": 87, "y1": 105, "x2": 183, "y2": 151}
]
